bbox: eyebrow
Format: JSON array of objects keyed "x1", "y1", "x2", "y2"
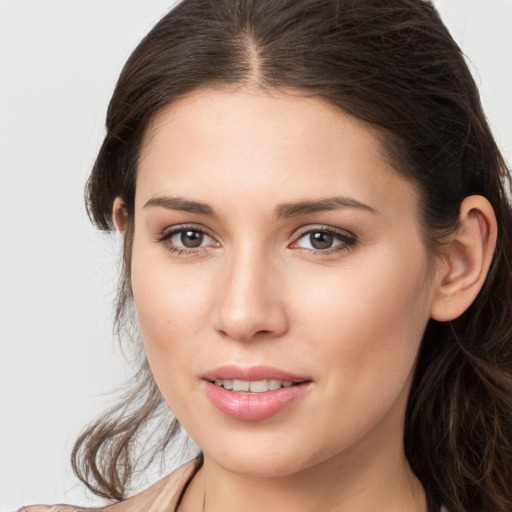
[
  {"x1": 275, "y1": 197, "x2": 378, "y2": 218},
  {"x1": 143, "y1": 195, "x2": 378, "y2": 218},
  {"x1": 143, "y1": 196, "x2": 216, "y2": 216}
]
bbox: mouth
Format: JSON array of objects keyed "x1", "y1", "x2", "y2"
[
  {"x1": 211, "y1": 378, "x2": 300, "y2": 392},
  {"x1": 202, "y1": 365, "x2": 312, "y2": 421}
]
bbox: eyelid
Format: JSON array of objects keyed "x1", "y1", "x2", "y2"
[
  {"x1": 155, "y1": 223, "x2": 356, "y2": 255},
  {"x1": 157, "y1": 223, "x2": 215, "y2": 240},
  {"x1": 289, "y1": 225, "x2": 357, "y2": 252},
  {"x1": 156, "y1": 223, "x2": 220, "y2": 252},
  {"x1": 291, "y1": 224, "x2": 356, "y2": 242}
]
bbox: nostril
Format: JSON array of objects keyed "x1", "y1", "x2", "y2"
[{"x1": 254, "y1": 329, "x2": 271, "y2": 336}]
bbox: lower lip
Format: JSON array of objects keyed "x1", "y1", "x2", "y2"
[{"x1": 204, "y1": 381, "x2": 310, "y2": 421}]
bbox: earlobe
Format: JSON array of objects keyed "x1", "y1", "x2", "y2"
[
  {"x1": 430, "y1": 195, "x2": 497, "y2": 322},
  {"x1": 112, "y1": 197, "x2": 128, "y2": 234}
]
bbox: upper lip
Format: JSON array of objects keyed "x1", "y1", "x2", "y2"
[{"x1": 203, "y1": 365, "x2": 310, "y2": 383}]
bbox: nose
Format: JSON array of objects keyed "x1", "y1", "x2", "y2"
[{"x1": 212, "y1": 246, "x2": 289, "y2": 342}]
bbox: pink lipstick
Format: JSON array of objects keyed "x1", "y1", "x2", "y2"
[{"x1": 203, "y1": 365, "x2": 311, "y2": 421}]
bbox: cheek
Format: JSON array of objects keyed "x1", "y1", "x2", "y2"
[
  {"x1": 130, "y1": 244, "x2": 214, "y2": 390},
  {"x1": 298, "y1": 243, "x2": 431, "y2": 396}
]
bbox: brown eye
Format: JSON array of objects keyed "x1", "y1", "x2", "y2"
[
  {"x1": 293, "y1": 227, "x2": 356, "y2": 253},
  {"x1": 180, "y1": 229, "x2": 204, "y2": 248},
  {"x1": 160, "y1": 227, "x2": 217, "y2": 252},
  {"x1": 309, "y1": 232, "x2": 334, "y2": 250}
]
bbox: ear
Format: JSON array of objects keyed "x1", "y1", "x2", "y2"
[
  {"x1": 430, "y1": 195, "x2": 497, "y2": 322},
  {"x1": 112, "y1": 196, "x2": 128, "y2": 234}
]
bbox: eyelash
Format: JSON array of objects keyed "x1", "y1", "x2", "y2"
[
  {"x1": 156, "y1": 224, "x2": 357, "y2": 256},
  {"x1": 290, "y1": 226, "x2": 357, "y2": 255},
  {"x1": 156, "y1": 224, "x2": 218, "y2": 256}
]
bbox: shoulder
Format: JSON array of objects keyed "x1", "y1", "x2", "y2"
[
  {"x1": 19, "y1": 458, "x2": 202, "y2": 512},
  {"x1": 18, "y1": 505, "x2": 101, "y2": 512},
  {"x1": 105, "y1": 458, "x2": 201, "y2": 512},
  {"x1": 18, "y1": 507, "x2": 93, "y2": 512}
]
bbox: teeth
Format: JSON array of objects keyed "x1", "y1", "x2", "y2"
[
  {"x1": 249, "y1": 380, "x2": 268, "y2": 392},
  {"x1": 232, "y1": 380, "x2": 250, "y2": 392},
  {"x1": 214, "y1": 379, "x2": 296, "y2": 392},
  {"x1": 269, "y1": 379, "x2": 281, "y2": 391}
]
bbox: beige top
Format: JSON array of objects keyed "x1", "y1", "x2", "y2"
[
  {"x1": 18, "y1": 459, "x2": 448, "y2": 512},
  {"x1": 19, "y1": 458, "x2": 202, "y2": 512}
]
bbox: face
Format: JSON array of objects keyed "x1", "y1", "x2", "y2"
[{"x1": 129, "y1": 87, "x2": 437, "y2": 478}]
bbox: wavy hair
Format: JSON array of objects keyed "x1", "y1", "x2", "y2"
[{"x1": 73, "y1": 1, "x2": 512, "y2": 510}]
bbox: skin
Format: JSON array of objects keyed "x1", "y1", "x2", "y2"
[{"x1": 113, "y1": 87, "x2": 497, "y2": 512}]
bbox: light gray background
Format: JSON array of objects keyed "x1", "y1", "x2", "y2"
[{"x1": 0, "y1": 0, "x2": 511, "y2": 509}]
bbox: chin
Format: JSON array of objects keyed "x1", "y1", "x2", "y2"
[
  {"x1": 214, "y1": 453, "x2": 310, "y2": 478},
  {"x1": 198, "y1": 431, "x2": 328, "y2": 478}
]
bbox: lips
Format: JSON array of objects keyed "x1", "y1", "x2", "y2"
[
  {"x1": 203, "y1": 364, "x2": 309, "y2": 383},
  {"x1": 203, "y1": 365, "x2": 311, "y2": 421}
]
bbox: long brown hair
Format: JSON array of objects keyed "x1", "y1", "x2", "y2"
[{"x1": 73, "y1": 1, "x2": 512, "y2": 510}]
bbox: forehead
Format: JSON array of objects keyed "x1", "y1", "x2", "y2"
[
  {"x1": 140, "y1": 86, "x2": 383, "y2": 167},
  {"x1": 136, "y1": 86, "x2": 418, "y2": 220}
]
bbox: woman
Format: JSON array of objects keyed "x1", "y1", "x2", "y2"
[{"x1": 20, "y1": 0, "x2": 512, "y2": 511}]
